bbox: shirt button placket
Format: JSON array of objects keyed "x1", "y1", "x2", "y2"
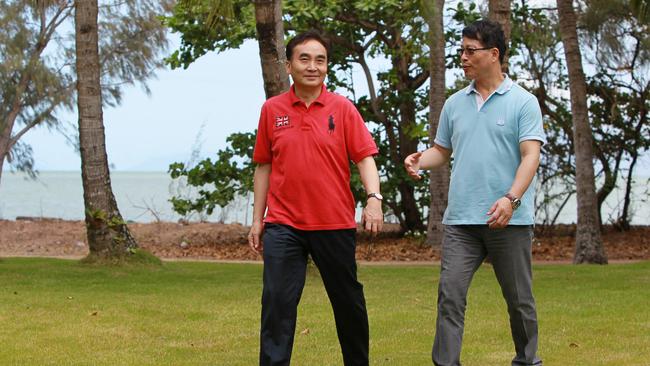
[{"x1": 300, "y1": 110, "x2": 310, "y2": 131}]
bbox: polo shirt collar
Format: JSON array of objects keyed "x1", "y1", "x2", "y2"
[
  {"x1": 289, "y1": 83, "x2": 330, "y2": 106},
  {"x1": 465, "y1": 74, "x2": 513, "y2": 95}
]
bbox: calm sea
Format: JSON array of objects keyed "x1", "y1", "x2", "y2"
[
  {"x1": 0, "y1": 171, "x2": 648, "y2": 225},
  {"x1": 0, "y1": 171, "x2": 252, "y2": 224}
]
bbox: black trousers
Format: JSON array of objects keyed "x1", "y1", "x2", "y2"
[{"x1": 259, "y1": 223, "x2": 369, "y2": 366}]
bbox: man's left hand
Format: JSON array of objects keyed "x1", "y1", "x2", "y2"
[
  {"x1": 486, "y1": 197, "x2": 513, "y2": 229},
  {"x1": 362, "y1": 199, "x2": 383, "y2": 234}
]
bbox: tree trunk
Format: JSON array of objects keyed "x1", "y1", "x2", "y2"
[
  {"x1": 253, "y1": 0, "x2": 289, "y2": 98},
  {"x1": 398, "y1": 177, "x2": 426, "y2": 233},
  {"x1": 619, "y1": 98, "x2": 647, "y2": 230},
  {"x1": 397, "y1": 97, "x2": 426, "y2": 233},
  {"x1": 391, "y1": 35, "x2": 426, "y2": 233},
  {"x1": 595, "y1": 151, "x2": 621, "y2": 228},
  {"x1": 75, "y1": 0, "x2": 138, "y2": 260},
  {"x1": 618, "y1": 152, "x2": 638, "y2": 231},
  {"x1": 424, "y1": 0, "x2": 449, "y2": 246},
  {"x1": 396, "y1": 81, "x2": 425, "y2": 232},
  {"x1": 557, "y1": 0, "x2": 607, "y2": 264},
  {"x1": 488, "y1": 0, "x2": 511, "y2": 74},
  {"x1": 0, "y1": 140, "x2": 8, "y2": 185}
]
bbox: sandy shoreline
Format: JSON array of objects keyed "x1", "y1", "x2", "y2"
[{"x1": 2, "y1": 219, "x2": 649, "y2": 262}]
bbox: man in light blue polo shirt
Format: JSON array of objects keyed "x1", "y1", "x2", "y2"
[{"x1": 404, "y1": 20, "x2": 545, "y2": 366}]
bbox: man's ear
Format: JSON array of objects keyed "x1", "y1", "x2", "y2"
[{"x1": 492, "y1": 48, "x2": 500, "y2": 64}]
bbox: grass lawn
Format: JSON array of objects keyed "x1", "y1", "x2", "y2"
[{"x1": 0, "y1": 258, "x2": 648, "y2": 365}]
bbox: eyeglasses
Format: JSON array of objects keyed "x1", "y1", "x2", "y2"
[{"x1": 457, "y1": 47, "x2": 493, "y2": 56}]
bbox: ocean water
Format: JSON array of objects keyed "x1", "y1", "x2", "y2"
[
  {"x1": 0, "y1": 171, "x2": 252, "y2": 224},
  {"x1": 0, "y1": 171, "x2": 648, "y2": 225}
]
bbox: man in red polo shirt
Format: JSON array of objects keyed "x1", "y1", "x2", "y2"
[{"x1": 248, "y1": 30, "x2": 383, "y2": 366}]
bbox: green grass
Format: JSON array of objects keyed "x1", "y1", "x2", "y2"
[{"x1": 0, "y1": 258, "x2": 648, "y2": 365}]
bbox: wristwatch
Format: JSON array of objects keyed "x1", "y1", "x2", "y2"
[
  {"x1": 504, "y1": 193, "x2": 521, "y2": 210},
  {"x1": 367, "y1": 192, "x2": 383, "y2": 201}
]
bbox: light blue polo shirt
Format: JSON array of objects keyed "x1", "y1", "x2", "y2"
[{"x1": 434, "y1": 75, "x2": 546, "y2": 225}]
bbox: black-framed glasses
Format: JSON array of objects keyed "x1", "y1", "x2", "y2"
[{"x1": 457, "y1": 47, "x2": 493, "y2": 56}]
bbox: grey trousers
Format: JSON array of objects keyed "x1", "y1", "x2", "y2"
[{"x1": 432, "y1": 225, "x2": 542, "y2": 366}]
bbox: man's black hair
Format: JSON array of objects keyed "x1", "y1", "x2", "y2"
[
  {"x1": 286, "y1": 30, "x2": 331, "y2": 61},
  {"x1": 462, "y1": 20, "x2": 507, "y2": 64}
]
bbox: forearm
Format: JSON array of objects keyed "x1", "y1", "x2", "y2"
[
  {"x1": 419, "y1": 144, "x2": 451, "y2": 170},
  {"x1": 252, "y1": 163, "x2": 271, "y2": 222},
  {"x1": 356, "y1": 156, "x2": 380, "y2": 194},
  {"x1": 509, "y1": 152, "x2": 540, "y2": 198}
]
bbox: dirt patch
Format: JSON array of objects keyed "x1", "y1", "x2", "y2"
[{"x1": 1, "y1": 219, "x2": 648, "y2": 262}]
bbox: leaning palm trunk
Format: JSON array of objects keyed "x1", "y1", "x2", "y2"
[
  {"x1": 557, "y1": 0, "x2": 607, "y2": 264},
  {"x1": 75, "y1": 0, "x2": 138, "y2": 259}
]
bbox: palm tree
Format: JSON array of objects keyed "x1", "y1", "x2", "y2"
[
  {"x1": 75, "y1": 0, "x2": 138, "y2": 260},
  {"x1": 422, "y1": 0, "x2": 449, "y2": 246},
  {"x1": 253, "y1": 0, "x2": 289, "y2": 97},
  {"x1": 556, "y1": 0, "x2": 607, "y2": 264},
  {"x1": 180, "y1": 0, "x2": 289, "y2": 97},
  {"x1": 488, "y1": 0, "x2": 511, "y2": 73}
]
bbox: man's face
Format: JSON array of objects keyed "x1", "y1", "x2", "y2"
[
  {"x1": 286, "y1": 39, "x2": 328, "y2": 88},
  {"x1": 459, "y1": 37, "x2": 499, "y2": 80}
]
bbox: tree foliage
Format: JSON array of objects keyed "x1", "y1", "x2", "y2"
[
  {"x1": 510, "y1": 0, "x2": 649, "y2": 231},
  {"x1": 165, "y1": 0, "x2": 486, "y2": 232},
  {"x1": 168, "y1": 132, "x2": 255, "y2": 217},
  {"x1": 164, "y1": 0, "x2": 649, "y2": 234},
  {"x1": 0, "y1": 0, "x2": 171, "y2": 182}
]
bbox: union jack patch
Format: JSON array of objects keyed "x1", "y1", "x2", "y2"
[{"x1": 274, "y1": 115, "x2": 290, "y2": 128}]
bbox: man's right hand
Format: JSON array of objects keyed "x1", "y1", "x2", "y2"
[
  {"x1": 404, "y1": 152, "x2": 423, "y2": 180},
  {"x1": 248, "y1": 220, "x2": 264, "y2": 254}
]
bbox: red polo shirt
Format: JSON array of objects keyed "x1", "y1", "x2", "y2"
[{"x1": 253, "y1": 84, "x2": 378, "y2": 230}]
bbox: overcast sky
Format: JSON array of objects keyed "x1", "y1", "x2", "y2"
[
  {"x1": 20, "y1": 38, "x2": 267, "y2": 172},
  {"x1": 19, "y1": 34, "x2": 396, "y2": 172}
]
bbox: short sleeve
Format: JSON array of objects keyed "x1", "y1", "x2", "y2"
[
  {"x1": 252, "y1": 103, "x2": 272, "y2": 164},
  {"x1": 344, "y1": 101, "x2": 378, "y2": 163},
  {"x1": 433, "y1": 101, "x2": 452, "y2": 149},
  {"x1": 518, "y1": 96, "x2": 547, "y2": 145}
]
